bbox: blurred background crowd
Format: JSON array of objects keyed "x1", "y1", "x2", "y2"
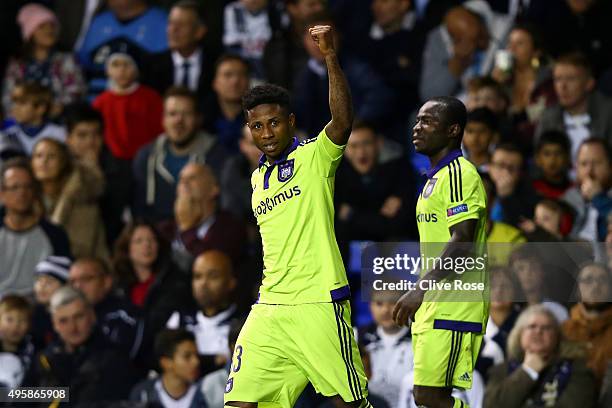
[{"x1": 0, "y1": 0, "x2": 612, "y2": 407}]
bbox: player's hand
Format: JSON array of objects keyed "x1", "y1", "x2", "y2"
[
  {"x1": 392, "y1": 287, "x2": 425, "y2": 326},
  {"x1": 380, "y1": 196, "x2": 402, "y2": 218},
  {"x1": 581, "y1": 177, "x2": 602, "y2": 201},
  {"x1": 523, "y1": 351, "x2": 547, "y2": 373},
  {"x1": 309, "y1": 25, "x2": 336, "y2": 57}
]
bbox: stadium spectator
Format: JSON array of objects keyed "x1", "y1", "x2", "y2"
[
  {"x1": 130, "y1": 329, "x2": 206, "y2": 406},
  {"x1": 419, "y1": 6, "x2": 491, "y2": 102},
  {"x1": 158, "y1": 163, "x2": 247, "y2": 268},
  {"x1": 518, "y1": 198, "x2": 566, "y2": 241},
  {"x1": 463, "y1": 107, "x2": 499, "y2": 173},
  {"x1": 293, "y1": 12, "x2": 394, "y2": 137},
  {"x1": 536, "y1": 52, "x2": 612, "y2": 160},
  {"x1": 481, "y1": 174, "x2": 527, "y2": 267},
  {"x1": 69, "y1": 257, "x2": 144, "y2": 360},
  {"x1": 133, "y1": 87, "x2": 229, "y2": 223},
  {"x1": 484, "y1": 304, "x2": 597, "y2": 408},
  {"x1": 479, "y1": 266, "x2": 522, "y2": 378},
  {"x1": 263, "y1": 0, "x2": 325, "y2": 91},
  {"x1": 0, "y1": 158, "x2": 71, "y2": 296},
  {"x1": 63, "y1": 103, "x2": 123, "y2": 248},
  {"x1": 488, "y1": 143, "x2": 539, "y2": 225},
  {"x1": 30, "y1": 256, "x2": 70, "y2": 351},
  {"x1": 2, "y1": 3, "x2": 85, "y2": 119},
  {"x1": 0, "y1": 294, "x2": 36, "y2": 383},
  {"x1": 359, "y1": 288, "x2": 413, "y2": 407},
  {"x1": 112, "y1": 220, "x2": 189, "y2": 336},
  {"x1": 509, "y1": 246, "x2": 569, "y2": 323},
  {"x1": 223, "y1": 0, "x2": 274, "y2": 80},
  {"x1": 562, "y1": 262, "x2": 612, "y2": 387},
  {"x1": 167, "y1": 250, "x2": 241, "y2": 375},
  {"x1": 202, "y1": 54, "x2": 250, "y2": 153},
  {"x1": 220, "y1": 125, "x2": 260, "y2": 224},
  {"x1": 31, "y1": 138, "x2": 108, "y2": 260},
  {"x1": 562, "y1": 138, "x2": 612, "y2": 242},
  {"x1": 93, "y1": 52, "x2": 164, "y2": 162},
  {"x1": 335, "y1": 121, "x2": 418, "y2": 252},
  {"x1": 143, "y1": 0, "x2": 216, "y2": 103},
  {"x1": 490, "y1": 23, "x2": 556, "y2": 152},
  {"x1": 0, "y1": 82, "x2": 65, "y2": 159},
  {"x1": 358, "y1": 0, "x2": 424, "y2": 117},
  {"x1": 77, "y1": 0, "x2": 168, "y2": 100},
  {"x1": 465, "y1": 76, "x2": 514, "y2": 141},
  {"x1": 36, "y1": 286, "x2": 139, "y2": 403},
  {"x1": 532, "y1": 130, "x2": 572, "y2": 200}
]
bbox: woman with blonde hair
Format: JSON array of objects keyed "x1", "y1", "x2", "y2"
[
  {"x1": 485, "y1": 304, "x2": 597, "y2": 407},
  {"x1": 31, "y1": 137, "x2": 108, "y2": 260}
]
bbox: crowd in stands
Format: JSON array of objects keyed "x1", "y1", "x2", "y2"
[{"x1": 1, "y1": 0, "x2": 612, "y2": 407}]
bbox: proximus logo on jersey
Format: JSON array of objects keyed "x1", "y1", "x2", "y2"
[{"x1": 253, "y1": 186, "x2": 302, "y2": 217}]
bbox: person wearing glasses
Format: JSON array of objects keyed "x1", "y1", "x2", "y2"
[
  {"x1": 485, "y1": 304, "x2": 597, "y2": 408},
  {"x1": 0, "y1": 157, "x2": 71, "y2": 297},
  {"x1": 562, "y1": 262, "x2": 612, "y2": 388}
]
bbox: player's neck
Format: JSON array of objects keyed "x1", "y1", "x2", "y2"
[{"x1": 429, "y1": 146, "x2": 459, "y2": 169}]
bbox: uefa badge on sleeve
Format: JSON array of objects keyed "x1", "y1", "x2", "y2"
[
  {"x1": 278, "y1": 159, "x2": 295, "y2": 182},
  {"x1": 422, "y1": 178, "x2": 437, "y2": 198}
]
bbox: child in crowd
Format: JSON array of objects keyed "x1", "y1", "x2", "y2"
[
  {"x1": 64, "y1": 103, "x2": 104, "y2": 164},
  {"x1": 463, "y1": 107, "x2": 499, "y2": 173},
  {"x1": 223, "y1": 0, "x2": 273, "y2": 79},
  {"x1": 130, "y1": 329, "x2": 207, "y2": 407},
  {"x1": 359, "y1": 288, "x2": 413, "y2": 408},
  {"x1": 31, "y1": 256, "x2": 70, "y2": 349},
  {"x1": 2, "y1": 3, "x2": 85, "y2": 119},
  {"x1": 533, "y1": 130, "x2": 573, "y2": 198},
  {"x1": 92, "y1": 52, "x2": 163, "y2": 161},
  {"x1": 0, "y1": 294, "x2": 36, "y2": 383},
  {"x1": 0, "y1": 81, "x2": 65, "y2": 157}
]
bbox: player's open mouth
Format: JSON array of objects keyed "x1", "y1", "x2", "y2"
[{"x1": 263, "y1": 143, "x2": 278, "y2": 152}]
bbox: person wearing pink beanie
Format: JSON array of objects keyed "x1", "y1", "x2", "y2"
[
  {"x1": 2, "y1": 3, "x2": 85, "y2": 119},
  {"x1": 17, "y1": 3, "x2": 59, "y2": 41}
]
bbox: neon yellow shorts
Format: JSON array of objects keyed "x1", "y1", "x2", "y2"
[
  {"x1": 223, "y1": 301, "x2": 368, "y2": 407},
  {"x1": 412, "y1": 329, "x2": 483, "y2": 389}
]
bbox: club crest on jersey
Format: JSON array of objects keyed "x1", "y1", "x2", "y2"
[
  {"x1": 422, "y1": 178, "x2": 437, "y2": 198},
  {"x1": 278, "y1": 159, "x2": 295, "y2": 182}
]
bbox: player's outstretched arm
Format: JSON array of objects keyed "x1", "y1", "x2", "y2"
[
  {"x1": 392, "y1": 219, "x2": 478, "y2": 326},
  {"x1": 309, "y1": 25, "x2": 353, "y2": 146}
]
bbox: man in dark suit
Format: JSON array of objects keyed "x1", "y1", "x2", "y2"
[{"x1": 143, "y1": 0, "x2": 217, "y2": 105}]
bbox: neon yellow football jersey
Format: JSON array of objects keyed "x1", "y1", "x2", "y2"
[
  {"x1": 413, "y1": 150, "x2": 489, "y2": 334},
  {"x1": 251, "y1": 129, "x2": 350, "y2": 304}
]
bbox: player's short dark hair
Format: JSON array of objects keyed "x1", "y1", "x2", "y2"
[
  {"x1": 578, "y1": 137, "x2": 612, "y2": 163},
  {"x1": 163, "y1": 86, "x2": 199, "y2": 112},
  {"x1": 242, "y1": 84, "x2": 291, "y2": 114},
  {"x1": 466, "y1": 107, "x2": 498, "y2": 132},
  {"x1": 428, "y1": 96, "x2": 467, "y2": 134},
  {"x1": 536, "y1": 130, "x2": 571, "y2": 155},
  {"x1": 154, "y1": 329, "x2": 196, "y2": 364},
  {"x1": 64, "y1": 102, "x2": 104, "y2": 134}
]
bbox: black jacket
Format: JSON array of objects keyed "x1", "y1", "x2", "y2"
[{"x1": 34, "y1": 327, "x2": 140, "y2": 406}]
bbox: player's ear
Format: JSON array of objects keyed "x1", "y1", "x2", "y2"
[
  {"x1": 449, "y1": 123, "x2": 462, "y2": 139},
  {"x1": 288, "y1": 113, "x2": 296, "y2": 128}
]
